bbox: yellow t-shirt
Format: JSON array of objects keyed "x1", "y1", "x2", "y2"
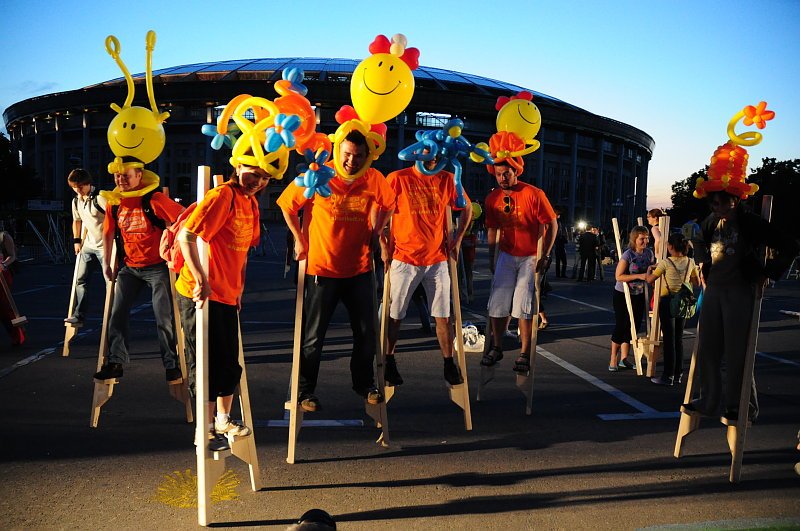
[{"x1": 652, "y1": 256, "x2": 698, "y2": 296}]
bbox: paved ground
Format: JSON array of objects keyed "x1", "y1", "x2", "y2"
[{"x1": 1, "y1": 229, "x2": 799, "y2": 530}]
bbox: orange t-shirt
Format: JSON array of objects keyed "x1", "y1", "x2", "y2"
[
  {"x1": 103, "y1": 191, "x2": 184, "y2": 268},
  {"x1": 175, "y1": 183, "x2": 260, "y2": 306},
  {"x1": 386, "y1": 166, "x2": 470, "y2": 266},
  {"x1": 276, "y1": 167, "x2": 396, "y2": 278},
  {"x1": 485, "y1": 182, "x2": 556, "y2": 257}
]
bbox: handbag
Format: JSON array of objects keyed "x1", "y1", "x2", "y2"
[
  {"x1": 454, "y1": 322, "x2": 485, "y2": 353},
  {"x1": 664, "y1": 258, "x2": 697, "y2": 319}
]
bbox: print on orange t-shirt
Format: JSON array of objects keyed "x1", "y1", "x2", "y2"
[
  {"x1": 103, "y1": 192, "x2": 184, "y2": 268},
  {"x1": 485, "y1": 181, "x2": 555, "y2": 257},
  {"x1": 386, "y1": 166, "x2": 469, "y2": 266},
  {"x1": 176, "y1": 183, "x2": 260, "y2": 306},
  {"x1": 276, "y1": 167, "x2": 396, "y2": 278}
]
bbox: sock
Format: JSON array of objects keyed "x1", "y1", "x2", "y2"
[{"x1": 216, "y1": 412, "x2": 230, "y2": 426}]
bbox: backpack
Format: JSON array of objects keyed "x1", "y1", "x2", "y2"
[
  {"x1": 159, "y1": 203, "x2": 198, "y2": 273},
  {"x1": 159, "y1": 184, "x2": 237, "y2": 273},
  {"x1": 665, "y1": 258, "x2": 697, "y2": 319},
  {"x1": 110, "y1": 189, "x2": 168, "y2": 260}
]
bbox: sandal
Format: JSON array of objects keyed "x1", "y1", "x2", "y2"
[
  {"x1": 538, "y1": 320, "x2": 549, "y2": 330},
  {"x1": 513, "y1": 354, "x2": 531, "y2": 374},
  {"x1": 481, "y1": 347, "x2": 503, "y2": 367}
]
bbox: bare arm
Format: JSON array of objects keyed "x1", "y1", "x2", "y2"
[
  {"x1": 178, "y1": 229, "x2": 210, "y2": 304},
  {"x1": 536, "y1": 218, "x2": 558, "y2": 273},
  {"x1": 102, "y1": 213, "x2": 117, "y2": 281},
  {"x1": 280, "y1": 207, "x2": 308, "y2": 261},
  {"x1": 488, "y1": 227, "x2": 498, "y2": 274},
  {"x1": 72, "y1": 220, "x2": 83, "y2": 255},
  {"x1": 448, "y1": 206, "x2": 472, "y2": 261},
  {"x1": 615, "y1": 259, "x2": 647, "y2": 283},
  {"x1": 0, "y1": 233, "x2": 17, "y2": 270}
]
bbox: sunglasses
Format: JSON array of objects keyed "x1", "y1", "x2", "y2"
[{"x1": 503, "y1": 195, "x2": 513, "y2": 214}]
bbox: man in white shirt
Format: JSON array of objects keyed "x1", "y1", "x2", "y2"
[{"x1": 66, "y1": 169, "x2": 107, "y2": 325}]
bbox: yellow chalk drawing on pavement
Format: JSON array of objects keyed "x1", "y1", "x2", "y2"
[{"x1": 155, "y1": 469, "x2": 240, "y2": 508}]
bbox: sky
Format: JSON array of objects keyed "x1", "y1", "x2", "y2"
[{"x1": 2, "y1": 0, "x2": 798, "y2": 208}]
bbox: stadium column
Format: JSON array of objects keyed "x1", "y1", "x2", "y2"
[
  {"x1": 33, "y1": 118, "x2": 42, "y2": 188},
  {"x1": 535, "y1": 130, "x2": 544, "y2": 189},
  {"x1": 55, "y1": 115, "x2": 64, "y2": 199},
  {"x1": 567, "y1": 131, "x2": 578, "y2": 223},
  {"x1": 82, "y1": 112, "x2": 90, "y2": 175},
  {"x1": 595, "y1": 135, "x2": 605, "y2": 224},
  {"x1": 617, "y1": 142, "x2": 626, "y2": 225}
]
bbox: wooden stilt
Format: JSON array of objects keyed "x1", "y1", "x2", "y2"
[
  {"x1": 515, "y1": 225, "x2": 545, "y2": 416},
  {"x1": 368, "y1": 265, "x2": 391, "y2": 446},
  {"x1": 477, "y1": 229, "x2": 501, "y2": 401},
  {"x1": 674, "y1": 326, "x2": 701, "y2": 457},
  {"x1": 378, "y1": 267, "x2": 395, "y2": 406},
  {"x1": 0, "y1": 269, "x2": 27, "y2": 327},
  {"x1": 673, "y1": 196, "x2": 772, "y2": 484},
  {"x1": 63, "y1": 228, "x2": 87, "y2": 357},
  {"x1": 644, "y1": 216, "x2": 670, "y2": 378},
  {"x1": 231, "y1": 316, "x2": 262, "y2": 491},
  {"x1": 161, "y1": 187, "x2": 193, "y2": 424},
  {"x1": 90, "y1": 241, "x2": 118, "y2": 428},
  {"x1": 446, "y1": 208, "x2": 472, "y2": 430},
  {"x1": 286, "y1": 212, "x2": 308, "y2": 465},
  {"x1": 194, "y1": 167, "x2": 217, "y2": 527}
]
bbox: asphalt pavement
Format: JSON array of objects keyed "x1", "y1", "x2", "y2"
[{"x1": 1, "y1": 230, "x2": 798, "y2": 530}]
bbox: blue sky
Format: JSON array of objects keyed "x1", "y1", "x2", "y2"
[{"x1": 2, "y1": 0, "x2": 798, "y2": 207}]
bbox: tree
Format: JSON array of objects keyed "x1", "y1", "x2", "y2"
[
  {"x1": 0, "y1": 132, "x2": 41, "y2": 209},
  {"x1": 667, "y1": 159, "x2": 800, "y2": 238},
  {"x1": 748, "y1": 158, "x2": 800, "y2": 238},
  {"x1": 667, "y1": 168, "x2": 710, "y2": 226}
]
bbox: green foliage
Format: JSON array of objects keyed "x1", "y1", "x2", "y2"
[
  {"x1": 0, "y1": 133, "x2": 41, "y2": 208},
  {"x1": 668, "y1": 158, "x2": 800, "y2": 238},
  {"x1": 748, "y1": 158, "x2": 800, "y2": 237},
  {"x1": 667, "y1": 168, "x2": 710, "y2": 225}
]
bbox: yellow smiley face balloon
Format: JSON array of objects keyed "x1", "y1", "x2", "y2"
[
  {"x1": 350, "y1": 34, "x2": 419, "y2": 125},
  {"x1": 496, "y1": 94, "x2": 542, "y2": 143},
  {"x1": 107, "y1": 106, "x2": 166, "y2": 163}
]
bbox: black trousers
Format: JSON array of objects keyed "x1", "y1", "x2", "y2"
[
  {"x1": 554, "y1": 245, "x2": 567, "y2": 277},
  {"x1": 578, "y1": 254, "x2": 596, "y2": 281},
  {"x1": 300, "y1": 272, "x2": 377, "y2": 394},
  {"x1": 658, "y1": 294, "x2": 685, "y2": 381}
]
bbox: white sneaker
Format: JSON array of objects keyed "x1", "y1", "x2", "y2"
[{"x1": 214, "y1": 418, "x2": 251, "y2": 437}]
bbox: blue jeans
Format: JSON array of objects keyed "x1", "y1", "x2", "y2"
[
  {"x1": 72, "y1": 248, "x2": 103, "y2": 320},
  {"x1": 107, "y1": 263, "x2": 178, "y2": 369}
]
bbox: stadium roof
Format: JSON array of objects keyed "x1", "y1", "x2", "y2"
[{"x1": 94, "y1": 57, "x2": 584, "y2": 112}]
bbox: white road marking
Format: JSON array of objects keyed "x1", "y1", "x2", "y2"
[{"x1": 537, "y1": 346, "x2": 679, "y2": 421}]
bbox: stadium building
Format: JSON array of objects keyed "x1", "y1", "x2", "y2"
[{"x1": 3, "y1": 58, "x2": 654, "y2": 228}]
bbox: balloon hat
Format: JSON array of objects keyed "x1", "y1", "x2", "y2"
[
  {"x1": 693, "y1": 102, "x2": 776, "y2": 199},
  {"x1": 397, "y1": 118, "x2": 493, "y2": 208},
  {"x1": 481, "y1": 91, "x2": 542, "y2": 175},
  {"x1": 101, "y1": 30, "x2": 168, "y2": 204},
  {"x1": 328, "y1": 33, "x2": 420, "y2": 182},
  {"x1": 202, "y1": 68, "x2": 331, "y2": 186}
]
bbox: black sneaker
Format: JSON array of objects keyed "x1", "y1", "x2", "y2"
[
  {"x1": 208, "y1": 432, "x2": 230, "y2": 452},
  {"x1": 94, "y1": 363, "x2": 123, "y2": 380},
  {"x1": 165, "y1": 367, "x2": 183, "y2": 382},
  {"x1": 356, "y1": 386, "x2": 384, "y2": 405},
  {"x1": 443, "y1": 358, "x2": 464, "y2": 385},
  {"x1": 384, "y1": 356, "x2": 403, "y2": 386},
  {"x1": 299, "y1": 393, "x2": 321, "y2": 412}
]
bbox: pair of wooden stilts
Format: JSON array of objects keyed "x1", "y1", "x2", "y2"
[
  {"x1": 674, "y1": 196, "x2": 773, "y2": 483},
  {"x1": 284, "y1": 208, "x2": 474, "y2": 463},
  {"x1": 476, "y1": 226, "x2": 545, "y2": 415}
]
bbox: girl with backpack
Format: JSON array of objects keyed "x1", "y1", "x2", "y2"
[{"x1": 646, "y1": 233, "x2": 699, "y2": 386}]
